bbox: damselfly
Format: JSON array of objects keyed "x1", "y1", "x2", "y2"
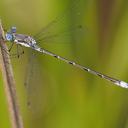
[{"x1": 4, "y1": 26, "x2": 128, "y2": 88}]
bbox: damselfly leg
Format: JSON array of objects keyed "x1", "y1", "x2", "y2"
[{"x1": 7, "y1": 43, "x2": 24, "y2": 58}]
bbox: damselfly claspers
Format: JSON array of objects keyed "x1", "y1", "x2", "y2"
[{"x1": 4, "y1": 26, "x2": 128, "y2": 88}]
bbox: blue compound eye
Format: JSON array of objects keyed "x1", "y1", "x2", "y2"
[
  {"x1": 5, "y1": 33, "x2": 14, "y2": 41},
  {"x1": 10, "y1": 26, "x2": 16, "y2": 33}
]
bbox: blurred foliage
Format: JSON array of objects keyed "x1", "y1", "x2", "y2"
[{"x1": 0, "y1": 0, "x2": 128, "y2": 128}]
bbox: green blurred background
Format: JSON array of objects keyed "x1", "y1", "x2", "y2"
[{"x1": 0, "y1": 0, "x2": 128, "y2": 128}]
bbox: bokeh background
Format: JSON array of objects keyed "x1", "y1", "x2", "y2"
[{"x1": 0, "y1": 0, "x2": 128, "y2": 128}]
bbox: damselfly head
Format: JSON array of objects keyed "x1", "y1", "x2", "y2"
[{"x1": 5, "y1": 33, "x2": 14, "y2": 42}]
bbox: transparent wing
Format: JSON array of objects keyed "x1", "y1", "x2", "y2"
[
  {"x1": 34, "y1": 0, "x2": 87, "y2": 44},
  {"x1": 24, "y1": 51, "x2": 47, "y2": 115},
  {"x1": 24, "y1": 0, "x2": 87, "y2": 115},
  {"x1": 36, "y1": 25, "x2": 87, "y2": 44},
  {"x1": 24, "y1": 51, "x2": 39, "y2": 108}
]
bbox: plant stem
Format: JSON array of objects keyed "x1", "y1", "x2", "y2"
[{"x1": 0, "y1": 21, "x2": 24, "y2": 128}]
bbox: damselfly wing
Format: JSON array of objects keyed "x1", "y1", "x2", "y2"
[{"x1": 22, "y1": 0, "x2": 88, "y2": 114}]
